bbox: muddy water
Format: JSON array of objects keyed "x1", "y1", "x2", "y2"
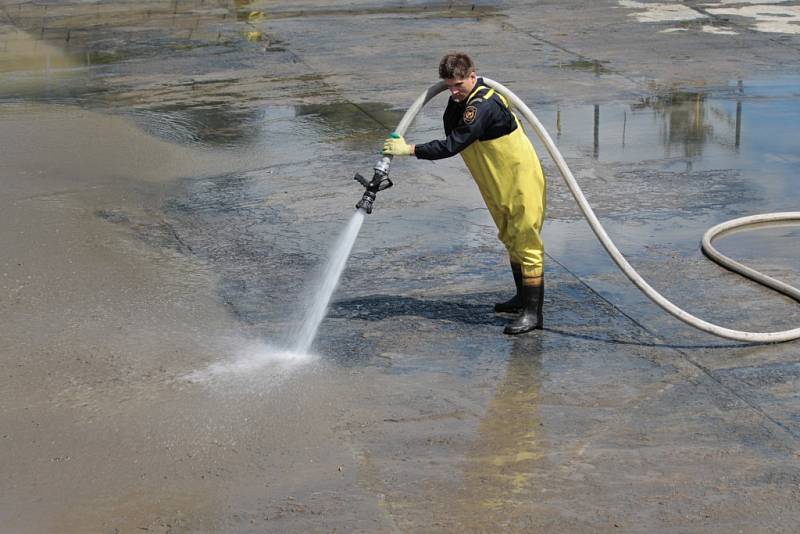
[{"x1": 2, "y1": 1, "x2": 800, "y2": 532}]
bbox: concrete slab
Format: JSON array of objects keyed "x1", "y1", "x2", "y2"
[{"x1": 1, "y1": 1, "x2": 799, "y2": 532}]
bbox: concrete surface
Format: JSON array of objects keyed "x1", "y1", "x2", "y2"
[{"x1": 1, "y1": 1, "x2": 799, "y2": 532}]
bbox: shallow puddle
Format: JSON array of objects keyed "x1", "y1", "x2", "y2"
[{"x1": 542, "y1": 77, "x2": 800, "y2": 171}]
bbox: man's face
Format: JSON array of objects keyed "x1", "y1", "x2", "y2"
[{"x1": 444, "y1": 71, "x2": 477, "y2": 103}]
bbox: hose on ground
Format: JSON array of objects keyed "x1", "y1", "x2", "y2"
[{"x1": 391, "y1": 79, "x2": 800, "y2": 343}]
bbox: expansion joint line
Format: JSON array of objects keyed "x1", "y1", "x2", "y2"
[
  {"x1": 497, "y1": 20, "x2": 643, "y2": 89},
  {"x1": 544, "y1": 250, "x2": 659, "y2": 340},
  {"x1": 257, "y1": 26, "x2": 393, "y2": 131},
  {"x1": 673, "y1": 348, "x2": 800, "y2": 442},
  {"x1": 350, "y1": 101, "x2": 393, "y2": 131},
  {"x1": 549, "y1": 251, "x2": 799, "y2": 442}
]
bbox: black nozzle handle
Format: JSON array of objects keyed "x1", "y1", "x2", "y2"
[
  {"x1": 377, "y1": 177, "x2": 393, "y2": 191},
  {"x1": 354, "y1": 172, "x2": 370, "y2": 188}
]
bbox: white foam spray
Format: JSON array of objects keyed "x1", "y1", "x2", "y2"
[{"x1": 293, "y1": 209, "x2": 366, "y2": 354}]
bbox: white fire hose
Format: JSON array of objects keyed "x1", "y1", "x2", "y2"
[{"x1": 388, "y1": 79, "x2": 800, "y2": 343}]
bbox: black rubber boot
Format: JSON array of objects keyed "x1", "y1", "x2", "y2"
[
  {"x1": 494, "y1": 263, "x2": 523, "y2": 313},
  {"x1": 503, "y1": 278, "x2": 544, "y2": 335}
]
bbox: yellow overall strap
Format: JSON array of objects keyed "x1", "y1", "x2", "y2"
[{"x1": 467, "y1": 86, "x2": 510, "y2": 109}]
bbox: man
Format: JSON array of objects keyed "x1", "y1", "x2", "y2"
[{"x1": 383, "y1": 52, "x2": 546, "y2": 335}]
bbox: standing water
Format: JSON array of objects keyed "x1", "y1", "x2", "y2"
[{"x1": 293, "y1": 208, "x2": 366, "y2": 353}]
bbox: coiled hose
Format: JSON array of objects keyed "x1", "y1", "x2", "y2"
[{"x1": 388, "y1": 79, "x2": 800, "y2": 343}]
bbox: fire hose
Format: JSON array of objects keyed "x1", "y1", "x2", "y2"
[{"x1": 354, "y1": 79, "x2": 800, "y2": 343}]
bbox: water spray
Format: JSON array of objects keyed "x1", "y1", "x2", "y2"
[{"x1": 292, "y1": 209, "x2": 365, "y2": 355}]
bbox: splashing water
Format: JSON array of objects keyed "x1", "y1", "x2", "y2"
[
  {"x1": 293, "y1": 209, "x2": 366, "y2": 353},
  {"x1": 185, "y1": 340, "x2": 314, "y2": 383},
  {"x1": 185, "y1": 210, "x2": 365, "y2": 384}
]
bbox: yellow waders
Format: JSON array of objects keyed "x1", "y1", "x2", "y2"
[{"x1": 460, "y1": 87, "x2": 546, "y2": 279}]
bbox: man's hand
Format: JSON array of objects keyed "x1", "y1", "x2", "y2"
[{"x1": 382, "y1": 133, "x2": 414, "y2": 156}]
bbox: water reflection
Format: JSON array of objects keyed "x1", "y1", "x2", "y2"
[
  {"x1": 0, "y1": 0, "x2": 270, "y2": 102},
  {"x1": 0, "y1": 21, "x2": 124, "y2": 78},
  {"x1": 593, "y1": 104, "x2": 600, "y2": 159},
  {"x1": 551, "y1": 84, "x2": 760, "y2": 164},
  {"x1": 126, "y1": 101, "x2": 402, "y2": 149},
  {"x1": 561, "y1": 59, "x2": 612, "y2": 77},
  {"x1": 454, "y1": 336, "x2": 544, "y2": 528},
  {"x1": 295, "y1": 101, "x2": 401, "y2": 133},
  {"x1": 633, "y1": 91, "x2": 712, "y2": 158},
  {"x1": 129, "y1": 104, "x2": 273, "y2": 147},
  {"x1": 735, "y1": 79, "x2": 743, "y2": 151}
]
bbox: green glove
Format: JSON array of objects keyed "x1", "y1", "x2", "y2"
[{"x1": 382, "y1": 133, "x2": 413, "y2": 156}]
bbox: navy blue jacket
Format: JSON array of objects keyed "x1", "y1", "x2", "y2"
[{"x1": 414, "y1": 78, "x2": 518, "y2": 160}]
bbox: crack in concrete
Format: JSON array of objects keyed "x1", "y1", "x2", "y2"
[{"x1": 549, "y1": 250, "x2": 800, "y2": 443}]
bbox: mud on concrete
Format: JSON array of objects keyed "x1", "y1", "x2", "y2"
[{"x1": 1, "y1": 1, "x2": 800, "y2": 532}]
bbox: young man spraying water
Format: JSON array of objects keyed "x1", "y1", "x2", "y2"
[{"x1": 383, "y1": 52, "x2": 547, "y2": 335}]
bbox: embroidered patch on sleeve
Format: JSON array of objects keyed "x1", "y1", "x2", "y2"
[{"x1": 463, "y1": 105, "x2": 478, "y2": 125}]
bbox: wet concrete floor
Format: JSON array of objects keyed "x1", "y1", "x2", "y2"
[{"x1": 1, "y1": 1, "x2": 800, "y2": 532}]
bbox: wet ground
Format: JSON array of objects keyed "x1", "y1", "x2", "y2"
[{"x1": 2, "y1": 1, "x2": 800, "y2": 532}]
